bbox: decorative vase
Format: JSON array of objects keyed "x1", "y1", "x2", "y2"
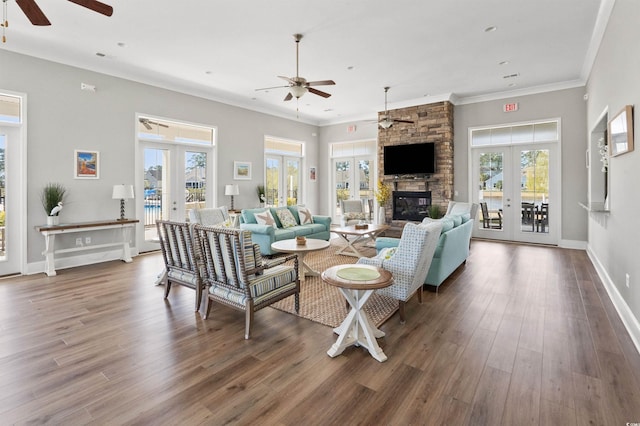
[
  {"x1": 47, "y1": 215, "x2": 59, "y2": 226},
  {"x1": 377, "y1": 206, "x2": 386, "y2": 225}
]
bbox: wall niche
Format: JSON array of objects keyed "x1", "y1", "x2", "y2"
[{"x1": 377, "y1": 101, "x2": 454, "y2": 223}]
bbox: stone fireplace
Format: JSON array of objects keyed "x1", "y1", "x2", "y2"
[
  {"x1": 377, "y1": 101, "x2": 454, "y2": 225},
  {"x1": 392, "y1": 191, "x2": 431, "y2": 221}
]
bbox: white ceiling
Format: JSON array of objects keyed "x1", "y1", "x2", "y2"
[{"x1": 1, "y1": 0, "x2": 608, "y2": 126}]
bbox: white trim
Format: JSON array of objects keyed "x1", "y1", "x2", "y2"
[
  {"x1": 558, "y1": 239, "x2": 587, "y2": 250},
  {"x1": 580, "y1": 0, "x2": 617, "y2": 81},
  {"x1": 587, "y1": 244, "x2": 640, "y2": 355}
]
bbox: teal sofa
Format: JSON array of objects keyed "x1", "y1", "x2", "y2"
[
  {"x1": 375, "y1": 211, "x2": 474, "y2": 288},
  {"x1": 239, "y1": 206, "x2": 331, "y2": 255}
]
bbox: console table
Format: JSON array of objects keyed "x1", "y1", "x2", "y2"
[{"x1": 36, "y1": 219, "x2": 139, "y2": 276}]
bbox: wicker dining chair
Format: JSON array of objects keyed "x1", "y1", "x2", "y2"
[{"x1": 192, "y1": 224, "x2": 300, "y2": 339}]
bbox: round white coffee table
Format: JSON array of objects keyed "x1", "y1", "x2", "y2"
[{"x1": 270, "y1": 239, "x2": 330, "y2": 281}]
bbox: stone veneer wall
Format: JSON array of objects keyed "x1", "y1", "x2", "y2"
[{"x1": 378, "y1": 101, "x2": 454, "y2": 224}]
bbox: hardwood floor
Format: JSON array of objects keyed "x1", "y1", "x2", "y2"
[{"x1": 1, "y1": 240, "x2": 640, "y2": 425}]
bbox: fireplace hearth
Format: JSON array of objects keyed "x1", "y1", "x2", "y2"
[{"x1": 392, "y1": 191, "x2": 431, "y2": 221}]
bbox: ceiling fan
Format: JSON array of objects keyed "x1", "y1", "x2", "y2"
[
  {"x1": 139, "y1": 118, "x2": 169, "y2": 130},
  {"x1": 378, "y1": 86, "x2": 415, "y2": 129},
  {"x1": 256, "y1": 34, "x2": 335, "y2": 101},
  {"x1": 15, "y1": 0, "x2": 113, "y2": 26}
]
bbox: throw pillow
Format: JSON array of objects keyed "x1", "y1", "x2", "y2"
[
  {"x1": 444, "y1": 214, "x2": 463, "y2": 227},
  {"x1": 254, "y1": 209, "x2": 277, "y2": 228},
  {"x1": 343, "y1": 212, "x2": 367, "y2": 221},
  {"x1": 275, "y1": 208, "x2": 298, "y2": 228},
  {"x1": 378, "y1": 247, "x2": 397, "y2": 260},
  {"x1": 297, "y1": 206, "x2": 314, "y2": 224}
]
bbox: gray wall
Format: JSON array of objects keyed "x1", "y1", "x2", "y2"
[
  {"x1": 586, "y1": 0, "x2": 640, "y2": 326},
  {"x1": 0, "y1": 49, "x2": 320, "y2": 265},
  {"x1": 454, "y1": 87, "x2": 589, "y2": 243},
  {"x1": 318, "y1": 122, "x2": 378, "y2": 216}
]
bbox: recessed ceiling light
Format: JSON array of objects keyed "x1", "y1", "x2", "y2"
[
  {"x1": 251, "y1": 97, "x2": 257, "y2": 101},
  {"x1": 324, "y1": 108, "x2": 333, "y2": 112},
  {"x1": 503, "y1": 73, "x2": 520, "y2": 79},
  {"x1": 347, "y1": 66, "x2": 354, "y2": 70},
  {"x1": 117, "y1": 42, "x2": 126, "y2": 48},
  {"x1": 508, "y1": 83, "x2": 516, "y2": 87},
  {"x1": 95, "y1": 52, "x2": 106, "y2": 57},
  {"x1": 484, "y1": 26, "x2": 497, "y2": 33},
  {"x1": 205, "y1": 70, "x2": 212, "y2": 75},
  {"x1": 499, "y1": 60, "x2": 509, "y2": 65}
]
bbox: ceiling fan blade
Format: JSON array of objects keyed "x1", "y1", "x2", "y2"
[
  {"x1": 67, "y1": 0, "x2": 113, "y2": 16},
  {"x1": 283, "y1": 92, "x2": 293, "y2": 102},
  {"x1": 306, "y1": 80, "x2": 336, "y2": 87},
  {"x1": 277, "y1": 75, "x2": 296, "y2": 84},
  {"x1": 16, "y1": 0, "x2": 51, "y2": 25},
  {"x1": 393, "y1": 119, "x2": 415, "y2": 124},
  {"x1": 255, "y1": 85, "x2": 289, "y2": 91},
  {"x1": 308, "y1": 87, "x2": 331, "y2": 98}
]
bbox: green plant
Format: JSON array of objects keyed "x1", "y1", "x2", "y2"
[
  {"x1": 428, "y1": 204, "x2": 441, "y2": 219},
  {"x1": 256, "y1": 185, "x2": 266, "y2": 203},
  {"x1": 374, "y1": 180, "x2": 392, "y2": 205},
  {"x1": 41, "y1": 183, "x2": 66, "y2": 216},
  {"x1": 0, "y1": 211, "x2": 5, "y2": 226}
]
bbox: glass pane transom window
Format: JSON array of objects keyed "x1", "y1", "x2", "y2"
[
  {"x1": 0, "y1": 94, "x2": 21, "y2": 124},
  {"x1": 138, "y1": 116, "x2": 215, "y2": 146},
  {"x1": 471, "y1": 121, "x2": 558, "y2": 147}
]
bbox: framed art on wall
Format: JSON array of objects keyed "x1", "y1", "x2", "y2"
[
  {"x1": 233, "y1": 161, "x2": 252, "y2": 180},
  {"x1": 309, "y1": 166, "x2": 317, "y2": 181},
  {"x1": 74, "y1": 150, "x2": 99, "y2": 179},
  {"x1": 608, "y1": 105, "x2": 634, "y2": 157}
]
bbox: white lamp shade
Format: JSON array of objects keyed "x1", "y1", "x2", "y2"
[
  {"x1": 289, "y1": 85, "x2": 308, "y2": 99},
  {"x1": 224, "y1": 184, "x2": 239, "y2": 196},
  {"x1": 112, "y1": 184, "x2": 135, "y2": 199}
]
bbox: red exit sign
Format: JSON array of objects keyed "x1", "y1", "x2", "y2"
[{"x1": 503, "y1": 102, "x2": 519, "y2": 112}]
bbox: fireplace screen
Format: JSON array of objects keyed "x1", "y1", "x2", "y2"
[{"x1": 392, "y1": 191, "x2": 431, "y2": 221}]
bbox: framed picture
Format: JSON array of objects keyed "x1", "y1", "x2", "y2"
[
  {"x1": 233, "y1": 161, "x2": 252, "y2": 180},
  {"x1": 608, "y1": 105, "x2": 634, "y2": 157},
  {"x1": 74, "y1": 150, "x2": 99, "y2": 179},
  {"x1": 309, "y1": 166, "x2": 317, "y2": 181}
]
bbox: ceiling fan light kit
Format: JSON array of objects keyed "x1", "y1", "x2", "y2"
[
  {"x1": 377, "y1": 86, "x2": 415, "y2": 129},
  {"x1": 255, "y1": 33, "x2": 335, "y2": 103}
]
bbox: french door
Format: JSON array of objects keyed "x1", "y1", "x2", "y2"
[
  {"x1": 265, "y1": 155, "x2": 300, "y2": 207},
  {"x1": 471, "y1": 143, "x2": 558, "y2": 244},
  {"x1": 332, "y1": 156, "x2": 374, "y2": 219},
  {"x1": 138, "y1": 142, "x2": 213, "y2": 252},
  {"x1": 0, "y1": 125, "x2": 24, "y2": 275}
]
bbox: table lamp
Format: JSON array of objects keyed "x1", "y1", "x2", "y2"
[
  {"x1": 112, "y1": 184, "x2": 135, "y2": 220},
  {"x1": 225, "y1": 184, "x2": 239, "y2": 211}
]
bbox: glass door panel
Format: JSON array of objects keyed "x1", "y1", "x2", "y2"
[
  {"x1": 265, "y1": 156, "x2": 281, "y2": 206},
  {"x1": 285, "y1": 158, "x2": 300, "y2": 206},
  {"x1": 139, "y1": 144, "x2": 212, "y2": 252},
  {"x1": 472, "y1": 144, "x2": 557, "y2": 244},
  {"x1": 334, "y1": 159, "x2": 352, "y2": 217},
  {"x1": 0, "y1": 126, "x2": 24, "y2": 275}
]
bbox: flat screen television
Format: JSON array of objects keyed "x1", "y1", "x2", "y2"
[{"x1": 383, "y1": 142, "x2": 436, "y2": 176}]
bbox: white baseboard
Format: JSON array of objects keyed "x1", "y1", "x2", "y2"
[
  {"x1": 26, "y1": 247, "x2": 140, "y2": 275},
  {"x1": 559, "y1": 239, "x2": 587, "y2": 250},
  {"x1": 587, "y1": 245, "x2": 640, "y2": 355}
]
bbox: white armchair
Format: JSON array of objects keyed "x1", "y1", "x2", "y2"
[
  {"x1": 356, "y1": 221, "x2": 442, "y2": 323},
  {"x1": 340, "y1": 199, "x2": 369, "y2": 227}
]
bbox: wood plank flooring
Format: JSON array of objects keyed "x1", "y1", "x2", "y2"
[{"x1": 1, "y1": 240, "x2": 640, "y2": 425}]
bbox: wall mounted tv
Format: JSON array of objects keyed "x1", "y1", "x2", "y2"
[{"x1": 383, "y1": 142, "x2": 436, "y2": 176}]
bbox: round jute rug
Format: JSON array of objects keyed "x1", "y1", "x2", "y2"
[{"x1": 269, "y1": 238, "x2": 398, "y2": 328}]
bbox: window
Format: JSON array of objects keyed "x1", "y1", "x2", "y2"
[{"x1": 0, "y1": 94, "x2": 21, "y2": 124}]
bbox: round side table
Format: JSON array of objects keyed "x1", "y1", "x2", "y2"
[{"x1": 322, "y1": 264, "x2": 393, "y2": 362}]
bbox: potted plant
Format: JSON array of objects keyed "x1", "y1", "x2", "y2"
[
  {"x1": 428, "y1": 204, "x2": 441, "y2": 219},
  {"x1": 41, "y1": 182, "x2": 66, "y2": 225},
  {"x1": 256, "y1": 184, "x2": 266, "y2": 207},
  {"x1": 374, "y1": 179, "x2": 392, "y2": 224}
]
